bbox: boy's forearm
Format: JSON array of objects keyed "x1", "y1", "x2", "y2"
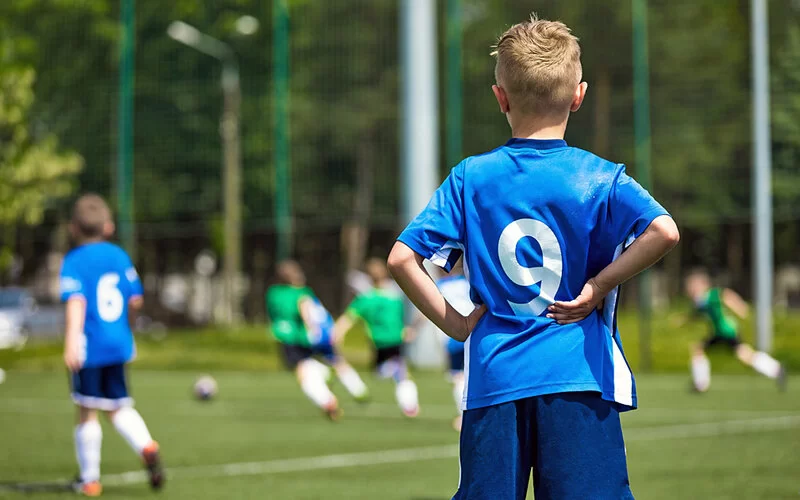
[
  {"x1": 593, "y1": 215, "x2": 679, "y2": 294},
  {"x1": 388, "y1": 242, "x2": 469, "y2": 341},
  {"x1": 128, "y1": 296, "x2": 143, "y2": 331},
  {"x1": 64, "y1": 298, "x2": 86, "y2": 345}
]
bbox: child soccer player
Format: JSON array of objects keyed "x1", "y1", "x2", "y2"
[
  {"x1": 334, "y1": 258, "x2": 420, "y2": 418},
  {"x1": 435, "y1": 259, "x2": 473, "y2": 432},
  {"x1": 388, "y1": 16, "x2": 680, "y2": 499},
  {"x1": 685, "y1": 269, "x2": 787, "y2": 392},
  {"x1": 266, "y1": 261, "x2": 369, "y2": 420},
  {"x1": 60, "y1": 194, "x2": 163, "y2": 497}
]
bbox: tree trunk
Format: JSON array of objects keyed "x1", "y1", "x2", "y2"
[
  {"x1": 341, "y1": 133, "x2": 375, "y2": 294},
  {"x1": 593, "y1": 66, "x2": 611, "y2": 158}
]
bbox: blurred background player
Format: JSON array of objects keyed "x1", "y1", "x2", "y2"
[
  {"x1": 434, "y1": 259, "x2": 473, "y2": 431},
  {"x1": 685, "y1": 269, "x2": 787, "y2": 392},
  {"x1": 60, "y1": 194, "x2": 163, "y2": 497},
  {"x1": 334, "y1": 258, "x2": 420, "y2": 417},
  {"x1": 265, "y1": 261, "x2": 368, "y2": 420}
]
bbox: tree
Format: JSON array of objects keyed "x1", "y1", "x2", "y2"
[{"x1": 0, "y1": 66, "x2": 83, "y2": 274}]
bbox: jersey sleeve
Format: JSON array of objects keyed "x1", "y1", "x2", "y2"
[
  {"x1": 397, "y1": 163, "x2": 465, "y2": 272},
  {"x1": 59, "y1": 255, "x2": 84, "y2": 303},
  {"x1": 346, "y1": 296, "x2": 366, "y2": 319},
  {"x1": 607, "y1": 166, "x2": 670, "y2": 245},
  {"x1": 123, "y1": 256, "x2": 144, "y2": 298}
]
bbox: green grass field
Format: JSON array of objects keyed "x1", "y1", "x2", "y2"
[{"x1": 1, "y1": 369, "x2": 798, "y2": 499}]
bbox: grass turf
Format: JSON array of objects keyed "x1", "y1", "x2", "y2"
[{"x1": 0, "y1": 370, "x2": 798, "y2": 499}]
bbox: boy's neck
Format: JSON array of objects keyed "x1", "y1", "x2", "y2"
[
  {"x1": 509, "y1": 114, "x2": 569, "y2": 141},
  {"x1": 77, "y1": 236, "x2": 105, "y2": 246}
]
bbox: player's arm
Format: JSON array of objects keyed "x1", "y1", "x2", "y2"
[
  {"x1": 332, "y1": 312, "x2": 357, "y2": 344},
  {"x1": 298, "y1": 297, "x2": 319, "y2": 335},
  {"x1": 128, "y1": 295, "x2": 143, "y2": 331},
  {"x1": 64, "y1": 297, "x2": 86, "y2": 372},
  {"x1": 548, "y1": 215, "x2": 679, "y2": 324},
  {"x1": 722, "y1": 288, "x2": 749, "y2": 319},
  {"x1": 388, "y1": 244, "x2": 486, "y2": 342}
]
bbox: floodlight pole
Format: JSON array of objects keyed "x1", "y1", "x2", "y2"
[
  {"x1": 167, "y1": 22, "x2": 242, "y2": 324},
  {"x1": 400, "y1": 0, "x2": 439, "y2": 367},
  {"x1": 751, "y1": 0, "x2": 773, "y2": 352}
]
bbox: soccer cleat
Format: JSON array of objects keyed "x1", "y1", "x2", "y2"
[
  {"x1": 324, "y1": 405, "x2": 343, "y2": 421},
  {"x1": 73, "y1": 479, "x2": 103, "y2": 497},
  {"x1": 777, "y1": 366, "x2": 788, "y2": 392},
  {"x1": 142, "y1": 441, "x2": 165, "y2": 490}
]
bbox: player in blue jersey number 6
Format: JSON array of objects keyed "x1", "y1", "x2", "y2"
[
  {"x1": 60, "y1": 194, "x2": 164, "y2": 497},
  {"x1": 388, "y1": 16, "x2": 679, "y2": 500}
]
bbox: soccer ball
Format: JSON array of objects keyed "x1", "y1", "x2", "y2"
[{"x1": 193, "y1": 375, "x2": 217, "y2": 401}]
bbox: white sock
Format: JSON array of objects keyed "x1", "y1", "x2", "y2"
[
  {"x1": 452, "y1": 376, "x2": 465, "y2": 414},
  {"x1": 395, "y1": 379, "x2": 419, "y2": 413},
  {"x1": 300, "y1": 367, "x2": 336, "y2": 409},
  {"x1": 75, "y1": 420, "x2": 102, "y2": 483},
  {"x1": 307, "y1": 358, "x2": 332, "y2": 382},
  {"x1": 691, "y1": 354, "x2": 711, "y2": 392},
  {"x1": 112, "y1": 407, "x2": 153, "y2": 455},
  {"x1": 335, "y1": 364, "x2": 369, "y2": 399},
  {"x1": 751, "y1": 352, "x2": 782, "y2": 379}
]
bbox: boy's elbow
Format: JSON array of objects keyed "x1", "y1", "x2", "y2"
[
  {"x1": 387, "y1": 242, "x2": 415, "y2": 277},
  {"x1": 654, "y1": 216, "x2": 680, "y2": 249}
]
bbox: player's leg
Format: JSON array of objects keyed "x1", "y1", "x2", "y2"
[
  {"x1": 736, "y1": 343, "x2": 786, "y2": 389},
  {"x1": 292, "y1": 346, "x2": 340, "y2": 419},
  {"x1": 101, "y1": 364, "x2": 164, "y2": 490},
  {"x1": 451, "y1": 371, "x2": 465, "y2": 431},
  {"x1": 532, "y1": 392, "x2": 634, "y2": 500},
  {"x1": 453, "y1": 398, "x2": 533, "y2": 500},
  {"x1": 71, "y1": 368, "x2": 103, "y2": 496},
  {"x1": 448, "y1": 344, "x2": 466, "y2": 431},
  {"x1": 690, "y1": 341, "x2": 711, "y2": 392},
  {"x1": 331, "y1": 357, "x2": 370, "y2": 402},
  {"x1": 377, "y1": 347, "x2": 419, "y2": 417}
]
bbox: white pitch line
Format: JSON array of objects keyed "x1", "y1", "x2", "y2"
[{"x1": 92, "y1": 414, "x2": 800, "y2": 486}]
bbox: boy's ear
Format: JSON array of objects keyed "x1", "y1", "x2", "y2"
[
  {"x1": 103, "y1": 221, "x2": 116, "y2": 239},
  {"x1": 570, "y1": 82, "x2": 589, "y2": 112},
  {"x1": 492, "y1": 85, "x2": 510, "y2": 114}
]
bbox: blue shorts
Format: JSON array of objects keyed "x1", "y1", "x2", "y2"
[
  {"x1": 312, "y1": 342, "x2": 338, "y2": 363},
  {"x1": 70, "y1": 364, "x2": 133, "y2": 411},
  {"x1": 454, "y1": 392, "x2": 633, "y2": 500}
]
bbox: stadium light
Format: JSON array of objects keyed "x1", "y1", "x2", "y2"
[{"x1": 167, "y1": 18, "x2": 257, "y2": 324}]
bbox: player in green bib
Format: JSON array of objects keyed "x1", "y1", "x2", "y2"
[
  {"x1": 266, "y1": 261, "x2": 369, "y2": 420},
  {"x1": 335, "y1": 258, "x2": 420, "y2": 417},
  {"x1": 685, "y1": 269, "x2": 787, "y2": 392}
]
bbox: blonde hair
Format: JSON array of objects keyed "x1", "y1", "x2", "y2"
[{"x1": 492, "y1": 14, "x2": 582, "y2": 116}]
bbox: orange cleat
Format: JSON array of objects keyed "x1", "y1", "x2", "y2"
[
  {"x1": 142, "y1": 441, "x2": 165, "y2": 490},
  {"x1": 76, "y1": 481, "x2": 103, "y2": 497}
]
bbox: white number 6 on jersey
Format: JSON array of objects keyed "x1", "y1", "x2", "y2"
[
  {"x1": 97, "y1": 273, "x2": 124, "y2": 322},
  {"x1": 498, "y1": 219, "x2": 563, "y2": 316}
]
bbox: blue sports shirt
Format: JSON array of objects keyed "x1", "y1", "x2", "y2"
[
  {"x1": 306, "y1": 297, "x2": 335, "y2": 348},
  {"x1": 398, "y1": 138, "x2": 669, "y2": 411},
  {"x1": 60, "y1": 241, "x2": 144, "y2": 368}
]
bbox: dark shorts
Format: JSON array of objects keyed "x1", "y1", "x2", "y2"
[
  {"x1": 454, "y1": 392, "x2": 633, "y2": 500},
  {"x1": 374, "y1": 345, "x2": 403, "y2": 368},
  {"x1": 703, "y1": 335, "x2": 742, "y2": 350},
  {"x1": 448, "y1": 350, "x2": 465, "y2": 372},
  {"x1": 280, "y1": 343, "x2": 314, "y2": 370},
  {"x1": 70, "y1": 364, "x2": 132, "y2": 411}
]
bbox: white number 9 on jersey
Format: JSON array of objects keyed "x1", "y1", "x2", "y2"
[
  {"x1": 498, "y1": 218, "x2": 563, "y2": 316},
  {"x1": 97, "y1": 273, "x2": 124, "y2": 322}
]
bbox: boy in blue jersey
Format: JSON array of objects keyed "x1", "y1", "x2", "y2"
[
  {"x1": 435, "y1": 259, "x2": 473, "y2": 432},
  {"x1": 60, "y1": 194, "x2": 163, "y2": 496},
  {"x1": 388, "y1": 16, "x2": 680, "y2": 500}
]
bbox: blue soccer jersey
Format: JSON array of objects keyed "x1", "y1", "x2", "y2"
[
  {"x1": 398, "y1": 138, "x2": 669, "y2": 411},
  {"x1": 59, "y1": 242, "x2": 143, "y2": 368},
  {"x1": 306, "y1": 297, "x2": 335, "y2": 348}
]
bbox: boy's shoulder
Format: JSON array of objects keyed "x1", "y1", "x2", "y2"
[{"x1": 459, "y1": 142, "x2": 624, "y2": 178}]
